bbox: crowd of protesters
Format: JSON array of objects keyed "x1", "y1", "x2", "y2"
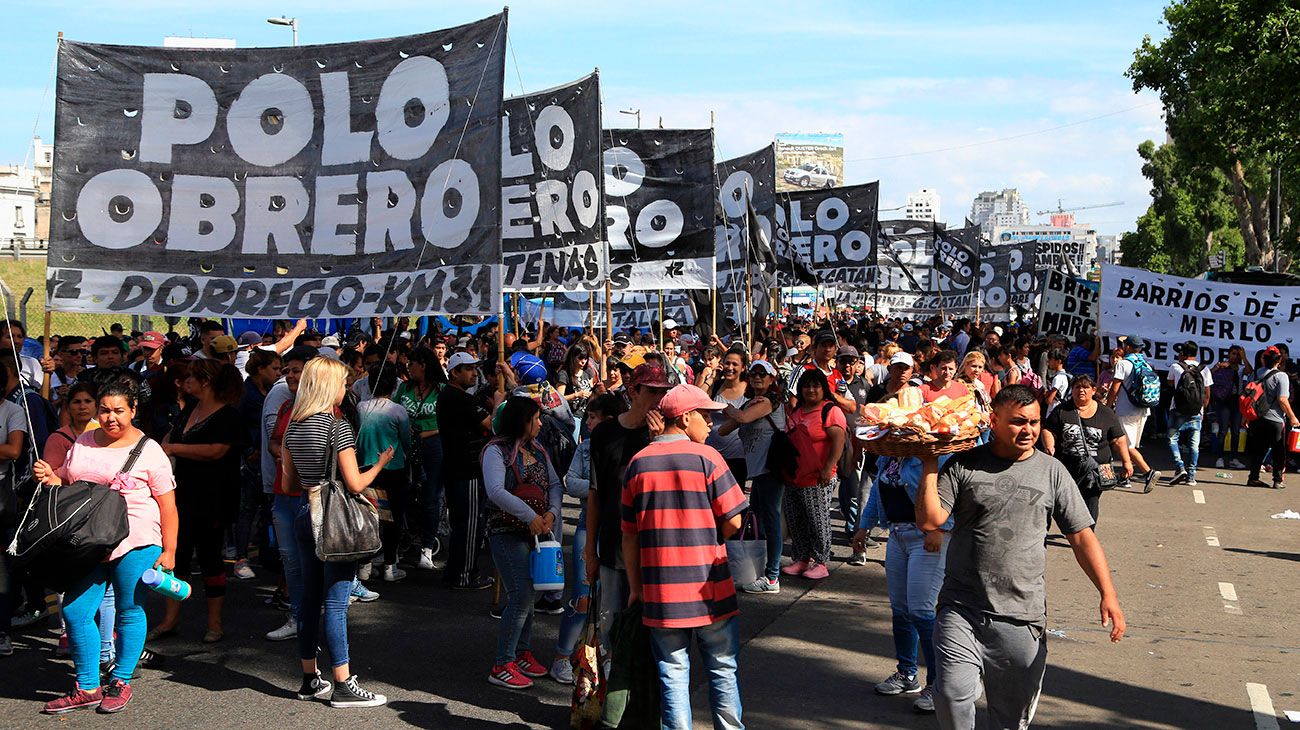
[{"x1": 0, "y1": 306, "x2": 1289, "y2": 726}]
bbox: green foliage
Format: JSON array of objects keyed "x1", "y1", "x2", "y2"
[{"x1": 1124, "y1": 139, "x2": 1237, "y2": 276}]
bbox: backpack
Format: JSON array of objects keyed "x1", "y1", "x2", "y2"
[
  {"x1": 1122, "y1": 355, "x2": 1162, "y2": 409},
  {"x1": 1240, "y1": 370, "x2": 1282, "y2": 424},
  {"x1": 1016, "y1": 362, "x2": 1043, "y2": 394},
  {"x1": 1172, "y1": 362, "x2": 1206, "y2": 417}
]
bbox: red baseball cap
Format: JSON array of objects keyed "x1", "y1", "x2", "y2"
[
  {"x1": 627, "y1": 364, "x2": 671, "y2": 389},
  {"x1": 138, "y1": 331, "x2": 167, "y2": 350},
  {"x1": 658, "y1": 384, "x2": 727, "y2": 418}
]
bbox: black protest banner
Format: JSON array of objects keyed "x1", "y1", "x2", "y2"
[
  {"x1": 715, "y1": 145, "x2": 776, "y2": 328},
  {"x1": 872, "y1": 220, "x2": 990, "y2": 317},
  {"x1": 603, "y1": 129, "x2": 715, "y2": 290},
  {"x1": 984, "y1": 240, "x2": 1039, "y2": 311},
  {"x1": 48, "y1": 14, "x2": 508, "y2": 318},
  {"x1": 933, "y1": 223, "x2": 979, "y2": 288},
  {"x1": 501, "y1": 71, "x2": 604, "y2": 292},
  {"x1": 773, "y1": 182, "x2": 878, "y2": 288},
  {"x1": 1037, "y1": 268, "x2": 1098, "y2": 338},
  {"x1": 538, "y1": 290, "x2": 696, "y2": 330}
]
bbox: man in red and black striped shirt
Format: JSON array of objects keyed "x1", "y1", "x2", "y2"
[{"x1": 621, "y1": 383, "x2": 749, "y2": 730}]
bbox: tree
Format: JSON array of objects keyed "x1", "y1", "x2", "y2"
[
  {"x1": 1128, "y1": 0, "x2": 1300, "y2": 267},
  {"x1": 1123, "y1": 139, "x2": 1240, "y2": 276}
]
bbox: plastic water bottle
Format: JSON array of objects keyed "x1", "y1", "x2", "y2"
[
  {"x1": 141, "y1": 568, "x2": 192, "y2": 601},
  {"x1": 530, "y1": 536, "x2": 565, "y2": 592}
]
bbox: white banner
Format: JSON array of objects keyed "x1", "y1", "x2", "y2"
[
  {"x1": 1038, "y1": 269, "x2": 1098, "y2": 339},
  {"x1": 1099, "y1": 263, "x2": 1295, "y2": 368}
]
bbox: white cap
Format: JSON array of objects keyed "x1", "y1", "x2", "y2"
[
  {"x1": 890, "y1": 352, "x2": 915, "y2": 368},
  {"x1": 749, "y1": 360, "x2": 777, "y2": 377},
  {"x1": 992, "y1": 326, "x2": 1004, "y2": 337},
  {"x1": 447, "y1": 352, "x2": 480, "y2": 371},
  {"x1": 320, "y1": 335, "x2": 341, "y2": 348},
  {"x1": 662, "y1": 318, "x2": 678, "y2": 330}
]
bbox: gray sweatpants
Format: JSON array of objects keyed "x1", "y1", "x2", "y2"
[{"x1": 933, "y1": 605, "x2": 1048, "y2": 730}]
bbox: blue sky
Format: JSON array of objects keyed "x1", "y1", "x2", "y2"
[{"x1": 4, "y1": 0, "x2": 1169, "y2": 235}]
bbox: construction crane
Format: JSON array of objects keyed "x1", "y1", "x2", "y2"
[{"x1": 1036, "y1": 200, "x2": 1123, "y2": 216}]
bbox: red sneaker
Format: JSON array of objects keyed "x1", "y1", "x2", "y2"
[
  {"x1": 514, "y1": 651, "x2": 548, "y2": 678},
  {"x1": 802, "y1": 562, "x2": 830, "y2": 580},
  {"x1": 97, "y1": 679, "x2": 133, "y2": 714},
  {"x1": 488, "y1": 662, "x2": 534, "y2": 690},
  {"x1": 41, "y1": 686, "x2": 102, "y2": 715},
  {"x1": 781, "y1": 560, "x2": 810, "y2": 576}
]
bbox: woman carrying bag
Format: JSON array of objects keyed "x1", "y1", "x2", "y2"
[
  {"x1": 1041, "y1": 374, "x2": 1133, "y2": 523},
  {"x1": 482, "y1": 396, "x2": 563, "y2": 690},
  {"x1": 32, "y1": 380, "x2": 177, "y2": 715},
  {"x1": 281, "y1": 358, "x2": 393, "y2": 708},
  {"x1": 782, "y1": 369, "x2": 847, "y2": 581}
]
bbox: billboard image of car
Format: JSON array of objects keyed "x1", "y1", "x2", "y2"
[{"x1": 775, "y1": 132, "x2": 844, "y2": 192}]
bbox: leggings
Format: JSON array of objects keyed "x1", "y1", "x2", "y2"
[
  {"x1": 63, "y1": 545, "x2": 161, "y2": 688},
  {"x1": 419, "y1": 435, "x2": 445, "y2": 550},
  {"x1": 373, "y1": 468, "x2": 407, "y2": 566},
  {"x1": 784, "y1": 482, "x2": 834, "y2": 565},
  {"x1": 175, "y1": 504, "x2": 228, "y2": 598}
]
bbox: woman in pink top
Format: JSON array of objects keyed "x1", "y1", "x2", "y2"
[{"x1": 32, "y1": 380, "x2": 177, "y2": 716}]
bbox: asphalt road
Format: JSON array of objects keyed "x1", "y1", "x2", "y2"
[{"x1": 1, "y1": 447, "x2": 1297, "y2": 729}]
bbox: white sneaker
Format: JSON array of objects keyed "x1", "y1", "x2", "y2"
[
  {"x1": 381, "y1": 565, "x2": 406, "y2": 582},
  {"x1": 417, "y1": 548, "x2": 435, "y2": 570},
  {"x1": 357, "y1": 562, "x2": 372, "y2": 581},
  {"x1": 1214, "y1": 458, "x2": 1225, "y2": 468},
  {"x1": 233, "y1": 559, "x2": 256, "y2": 580},
  {"x1": 265, "y1": 615, "x2": 297, "y2": 642},
  {"x1": 549, "y1": 657, "x2": 574, "y2": 684},
  {"x1": 1228, "y1": 458, "x2": 1247, "y2": 469}
]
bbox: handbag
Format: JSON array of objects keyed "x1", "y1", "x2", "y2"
[
  {"x1": 569, "y1": 582, "x2": 606, "y2": 729},
  {"x1": 7, "y1": 437, "x2": 144, "y2": 593},
  {"x1": 763, "y1": 406, "x2": 799, "y2": 479},
  {"x1": 725, "y1": 511, "x2": 766, "y2": 588},
  {"x1": 307, "y1": 420, "x2": 382, "y2": 562}
]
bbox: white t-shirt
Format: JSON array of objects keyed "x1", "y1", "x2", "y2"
[
  {"x1": 1168, "y1": 359, "x2": 1207, "y2": 412},
  {"x1": 1112, "y1": 358, "x2": 1150, "y2": 418},
  {"x1": 1045, "y1": 370, "x2": 1070, "y2": 415},
  {"x1": 0, "y1": 399, "x2": 28, "y2": 482}
]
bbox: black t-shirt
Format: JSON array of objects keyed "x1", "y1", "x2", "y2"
[
  {"x1": 169, "y1": 403, "x2": 243, "y2": 520},
  {"x1": 1044, "y1": 401, "x2": 1125, "y2": 467},
  {"x1": 437, "y1": 385, "x2": 490, "y2": 481},
  {"x1": 589, "y1": 416, "x2": 652, "y2": 570}
]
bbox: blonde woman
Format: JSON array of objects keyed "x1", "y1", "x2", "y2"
[
  {"x1": 958, "y1": 351, "x2": 996, "y2": 410},
  {"x1": 281, "y1": 358, "x2": 393, "y2": 708}
]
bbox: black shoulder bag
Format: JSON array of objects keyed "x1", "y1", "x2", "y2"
[
  {"x1": 307, "y1": 419, "x2": 382, "y2": 562},
  {"x1": 7, "y1": 437, "x2": 145, "y2": 592}
]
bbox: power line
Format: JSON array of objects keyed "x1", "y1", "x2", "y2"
[{"x1": 845, "y1": 101, "x2": 1161, "y2": 162}]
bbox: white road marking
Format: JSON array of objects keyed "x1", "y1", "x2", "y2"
[
  {"x1": 1220, "y1": 582, "x2": 1238, "y2": 601},
  {"x1": 1246, "y1": 682, "x2": 1280, "y2": 730},
  {"x1": 1203, "y1": 526, "x2": 1220, "y2": 547},
  {"x1": 1192, "y1": 489, "x2": 1206, "y2": 504},
  {"x1": 1224, "y1": 604, "x2": 1243, "y2": 615}
]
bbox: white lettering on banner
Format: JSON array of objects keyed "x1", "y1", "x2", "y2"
[
  {"x1": 1099, "y1": 263, "x2": 1300, "y2": 368},
  {"x1": 47, "y1": 265, "x2": 496, "y2": 319},
  {"x1": 603, "y1": 146, "x2": 683, "y2": 250},
  {"x1": 1038, "y1": 269, "x2": 1097, "y2": 338}
]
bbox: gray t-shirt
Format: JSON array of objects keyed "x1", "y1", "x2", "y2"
[
  {"x1": 0, "y1": 400, "x2": 27, "y2": 482},
  {"x1": 1253, "y1": 367, "x2": 1291, "y2": 423},
  {"x1": 937, "y1": 446, "x2": 1095, "y2": 626}
]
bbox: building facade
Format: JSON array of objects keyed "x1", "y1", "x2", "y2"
[
  {"x1": 970, "y1": 188, "x2": 1030, "y2": 239},
  {"x1": 904, "y1": 188, "x2": 940, "y2": 222}
]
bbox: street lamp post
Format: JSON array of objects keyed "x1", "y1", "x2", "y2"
[
  {"x1": 619, "y1": 108, "x2": 640, "y2": 129},
  {"x1": 266, "y1": 16, "x2": 298, "y2": 46}
]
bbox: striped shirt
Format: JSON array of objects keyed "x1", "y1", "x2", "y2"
[
  {"x1": 283, "y1": 412, "x2": 356, "y2": 492},
  {"x1": 621, "y1": 434, "x2": 749, "y2": 629}
]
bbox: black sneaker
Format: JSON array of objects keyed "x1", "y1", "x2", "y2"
[
  {"x1": 329, "y1": 675, "x2": 387, "y2": 708},
  {"x1": 1168, "y1": 470, "x2": 1188, "y2": 486},
  {"x1": 138, "y1": 648, "x2": 164, "y2": 669},
  {"x1": 1247, "y1": 477, "x2": 1270, "y2": 489},
  {"x1": 450, "y1": 576, "x2": 495, "y2": 591},
  {"x1": 534, "y1": 597, "x2": 565, "y2": 615},
  {"x1": 100, "y1": 660, "x2": 143, "y2": 683},
  {"x1": 296, "y1": 672, "x2": 333, "y2": 701},
  {"x1": 1142, "y1": 470, "x2": 1159, "y2": 494}
]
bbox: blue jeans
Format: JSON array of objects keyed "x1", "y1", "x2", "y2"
[
  {"x1": 1211, "y1": 400, "x2": 1243, "y2": 460},
  {"x1": 555, "y1": 507, "x2": 589, "y2": 657},
  {"x1": 272, "y1": 494, "x2": 304, "y2": 621},
  {"x1": 63, "y1": 545, "x2": 161, "y2": 688},
  {"x1": 885, "y1": 523, "x2": 947, "y2": 685},
  {"x1": 649, "y1": 616, "x2": 744, "y2": 730},
  {"x1": 857, "y1": 479, "x2": 887, "y2": 532},
  {"x1": 748, "y1": 473, "x2": 784, "y2": 582},
  {"x1": 488, "y1": 532, "x2": 535, "y2": 665},
  {"x1": 98, "y1": 586, "x2": 116, "y2": 664},
  {"x1": 294, "y1": 505, "x2": 356, "y2": 667},
  {"x1": 1167, "y1": 413, "x2": 1203, "y2": 477},
  {"x1": 419, "y1": 435, "x2": 445, "y2": 549}
]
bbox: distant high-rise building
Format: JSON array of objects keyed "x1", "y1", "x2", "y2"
[
  {"x1": 970, "y1": 188, "x2": 1030, "y2": 238},
  {"x1": 905, "y1": 188, "x2": 941, "y2": 222},
  {"x1": 29, "y1": 136, "x2": 52, "y2": 240}
]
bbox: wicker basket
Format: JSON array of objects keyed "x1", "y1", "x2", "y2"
[{"x1": 858, "y1": 430, "x2": 981, "y2": 458}]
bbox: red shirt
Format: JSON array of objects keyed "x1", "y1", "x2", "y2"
[
  {"x1": 621, "y1": 436, "x2": 748, "y2": 629},
  {"x1": 786, "y1": 402, "x2": 848, "y2": 487},
  {"x1": 922, "y1": 380, "x2": 970, "y2": 403}
]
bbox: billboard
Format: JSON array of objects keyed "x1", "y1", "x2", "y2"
[{"x1": 775, "y1": 132, "x2": 844, "y2": 192}]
